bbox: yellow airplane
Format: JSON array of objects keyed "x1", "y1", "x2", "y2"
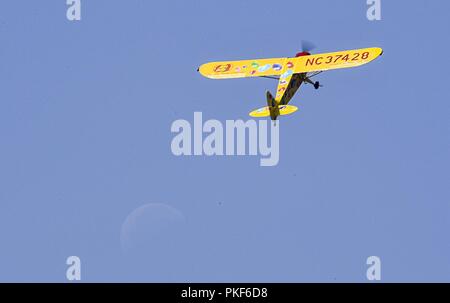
[{"x1": 198, "y1": 44, "x2": 383, "y2": 120}]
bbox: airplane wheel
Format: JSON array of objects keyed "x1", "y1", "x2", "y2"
[{"x1": 314, "y1": 81, "x2": 320, "y2": 90}]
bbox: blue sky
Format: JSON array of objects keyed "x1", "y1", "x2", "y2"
[{"x1": 0, "y1": 0, "x2": 449, "y2": 282}]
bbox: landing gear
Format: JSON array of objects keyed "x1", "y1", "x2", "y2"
[{"x1": 304, "y1": 72, "x2": 323, "y2": 90}]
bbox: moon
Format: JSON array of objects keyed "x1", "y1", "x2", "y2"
[{"x1": 120, "y1": 203, "x2": 186, "y2": 255}]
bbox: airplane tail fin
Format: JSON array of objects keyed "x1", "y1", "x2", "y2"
[
  {"x1": 266, "y1": 91, "x2": 276, "y2": 108},
  {"x1": 248, "y1": 91, "x2": 278, "y2": 119},
  {"x1": 266, "y1": 91, "x2": 279, "y2": 120}
]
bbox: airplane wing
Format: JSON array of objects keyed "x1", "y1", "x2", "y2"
[
  {"x1": 198, "y1": 47, "x2": 382, "y2": 79},
  {"x1": 198, "y1": 57, "x2": 289, "y2": 79},
  {"x1": 293, "y1": 47, "x2": 383, "y2": 73}
]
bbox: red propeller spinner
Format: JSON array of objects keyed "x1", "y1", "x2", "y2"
[{"x1": 295, "y1": 51, "x2": 311, "y2": 57}]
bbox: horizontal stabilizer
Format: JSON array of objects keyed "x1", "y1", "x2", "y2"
[
  {"x1": 249, "y1": 105, "x2": 298, "y2": 118},
  {"x1": 278, "y1": 105, "x2": 299, "y2": 116}
]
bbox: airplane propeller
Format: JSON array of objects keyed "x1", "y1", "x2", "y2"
[{"x1": 301, "y1": 40, "x2": 316, "y2": 53}]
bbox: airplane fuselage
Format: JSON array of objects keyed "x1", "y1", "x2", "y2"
[{"x1": 279, "y1": 72, "x2": 307, "y2": 105}]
